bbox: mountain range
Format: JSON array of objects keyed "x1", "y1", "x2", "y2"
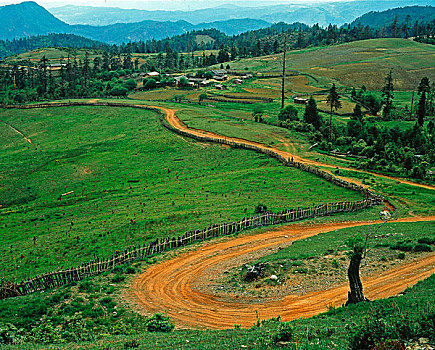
[
  {"x1": 0, "y1": 2, "x2": 270, "y2": 43},
  {"x1": 1, "y1": 1, "x2": 434, "y2": 46},
  {"x1": 50, "y1": 1, "x2": 435, "y2": 27}
]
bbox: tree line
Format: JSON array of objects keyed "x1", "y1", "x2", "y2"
[{"x1": 265, "y1": 75, "x2": 434, "y2": 180}]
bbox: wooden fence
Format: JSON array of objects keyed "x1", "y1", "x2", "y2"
[{"x1": 0, "y1": 102, "x2": 384, "y2": 299}]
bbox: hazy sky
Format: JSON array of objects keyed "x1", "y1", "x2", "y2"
[{"x1": 0, "y1": 0, "x2": 360, "y2": 10}]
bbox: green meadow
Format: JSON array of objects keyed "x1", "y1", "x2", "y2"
[{"x1": 0, "y1": 105, "x2": 363, "y2": 281}]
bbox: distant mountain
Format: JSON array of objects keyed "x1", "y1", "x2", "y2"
[
  {"x1": 50, "y1": 1, "x2": 435, "y2": 27},
  {"x1": 194, "y1": 19, "x2": 270, "y2": 36},
  {"x1": 0, "y1": 1, "x2": 69, "y2": 40},
  {"x1": 350, "y1": 5, "x2": 435, "y2": 28},
  {"x1": 0, "y1": 2, "x2": 270, "y2": 44}
]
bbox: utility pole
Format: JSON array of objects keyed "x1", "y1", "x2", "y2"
[
  {"x1": 410, "y1": 90, "x2": 415, "y2": 119},
  {"x1": 281, "y1": 30, "x2": 287, "y2": 109}
]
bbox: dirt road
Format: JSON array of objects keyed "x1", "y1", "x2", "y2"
[
  {"x1": 127, "y1": 216, "x2": 435, "y2": 329},
  {"x1": 156, "y1": 105, "x2": 435, "y2": 192}
]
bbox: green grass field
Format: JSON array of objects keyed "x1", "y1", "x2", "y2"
[
  {"x1": 0, "y1": 221, "x2": 432, "y2": 349},
  {"x1": 0, "y1": 105, "x2": 364, "y2": 281},
  {"x1": 228, "y1": 39, "x2": 435, "y2": 90},
  {"x1": 1, "y1": 38, "x2": 434, "y2": 349}
]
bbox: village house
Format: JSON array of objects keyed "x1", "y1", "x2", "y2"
[
  {"x1": 294, "y1": 97, "x2": 309, "y2": 105},
  {"x1": 214, "y1": 84, "x2": 228, "y2": 90}
]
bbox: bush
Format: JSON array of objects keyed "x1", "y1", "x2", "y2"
[
  {"x1": 272, "y1": 322, "x2": 293, "y2": 343},
  {"x1": 398, "y1": 252, "x2": 405, "y2": 259},
  {"x1": 61, "y1": 312, "x2": 93, "y2": 342},
  {"x1": 413, "y1": 243, "x2": 432, "y2": 252},
  {"x1": 112, "y1": 274, "x2": 125, "y2": 283},
  {"x1": 417, "y1": 237, "x2": 435, "y2": 245},
  {"x1": 30, "y1": 316, "x2": 63, "y2": 344},
  {"x1": 390, "y1": 243, "x2": 413, "y2": 252},
  {"x1": 143, "y1": 78, "x2": 157, "y2": 90},
  {"x1": 123, "y1": 79, "x2": 137, "y2": 91},
  {"x1": 278, "y1": 105, "x2": 299, "y2": 121},
  {"x1": 124, "y1": 339, "x2": 140, "y2": 348},
  {"x1": 0, "y1": 323, "x2": 26, "y2": 345},
  {"x1": 145, "y1": 313, "x2": 175, "y2": 333},
  {"x1": 420, "y1": 311, "x2": 435, "y2": 340},
  {"x1": 254, "y1": 203, "x2": 267, "y2": 214},
  {"x1": 78, "y1": 280, "x2": 95, "y2": 293},
  {"x1": 109, "y1": 86, "x2": 128, "y2": 97}
]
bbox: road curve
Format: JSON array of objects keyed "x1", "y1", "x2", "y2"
[
  {"x1": 127, "y1": 216, "x2": 435, "y2": 329},
  {"x1": 152, "y1": 104, "x2": 435, "y2": 192}
]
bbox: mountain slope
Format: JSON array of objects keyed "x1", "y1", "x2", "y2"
[
  {"x1": 350, "y1": 5, "x2": 435, "y2": 28},
  {"x1": 0, "y1": 2, "x2": 269, "y2": 43},
  {"x1": 0, "y1": 1, "x2": 69, "y2": 40},
  {"x1": 0, "y1": 33, "x2": 107, "y2": 59}
]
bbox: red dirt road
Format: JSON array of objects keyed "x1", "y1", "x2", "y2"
[
  {"x1": 127, "y1": 217, "x2": 435, "y2": 329},
  {"x1": 155, "y1": 105, "x2": 435, "y2": 192}
]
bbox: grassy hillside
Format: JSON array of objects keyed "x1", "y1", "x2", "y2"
[
  {"x1": 0, "y1": 104, "x2": 363, "y2": 281},
  {"x1": 229, "y1": 39, "x2": 435, "y2": 90}
]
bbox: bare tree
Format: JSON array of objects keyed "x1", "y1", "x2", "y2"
[{"x1": 345, "y1": 212, "x2": 392, "y2": 306}]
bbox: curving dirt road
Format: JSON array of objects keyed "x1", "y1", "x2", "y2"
[
  {"x1": 155, "y1": 104, "x2": 435, "y2": 192},
  {"x1": 127, "y1": 217, "x2": 435, "y2": 329},
  {"x1": 122, "y1": 105, "x2": 434, "y2": 329}
]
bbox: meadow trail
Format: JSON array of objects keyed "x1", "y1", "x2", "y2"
[
  {"x1": 126, "y1": 216, "x2": 435, "y2": 330},
  {"x1": 0, "y1": 117, "x2": 32, "y2": 143},
  {"x1": 156, "y1": 104, "x2": 435, "y2": 192}
]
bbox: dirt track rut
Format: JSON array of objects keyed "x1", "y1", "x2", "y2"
[
  {"x1": 123, "y1": 105, "x2": 434, "y2": 329},
  {"x1": 127, "y1": 217, "x2": 435, "y2": 329}
]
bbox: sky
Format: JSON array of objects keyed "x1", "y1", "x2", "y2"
[{"x1": 0, "y1": 0, "x2": 360, "y2": 10}]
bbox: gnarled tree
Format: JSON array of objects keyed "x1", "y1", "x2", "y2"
[{"x1": 345, "y1": 213, "x2": 392, "y2": 306}]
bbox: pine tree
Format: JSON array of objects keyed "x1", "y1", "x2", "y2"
[
  {"x1": 303, "y1": 96, "x2": 321, "y2": 129},
  {"x1": 351, "y1": 103, "x2": 363, "y2": 122},
  {"x1": 417, "y1": 91, "x2": 426, "y2": 127},
  {"x1": 326, "y1": 83, "x2": 341, "y2": 140},
  {"x1": 381, "y1": 70, "x2": 394, "y2": 118}
]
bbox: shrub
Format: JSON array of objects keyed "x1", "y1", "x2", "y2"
[
  {"x1": 30, "y1": 316, "x2": 63, "y2": 344},
  {"x1": 272, "y1": 322, "x2": 293, "y2": 343},
  {"x1": 78, "y1": 280, "x2": 95, "y2": 293},
  {"x1": 413, "y1": 243, "x2": 432, "y2": 252},
  {"x1": 390, "y1": 243, "x2": 413, "y2": 252},
  {"x1": 419, "y1": 311, "x2": 435, "y2": 340},
  {"x1": 100, "y1": 297, "x2": 116, "y2": 310},
  {"x1": 254, "y1": 203, "x2": 267, "y2": 214},
  {"x1": 145, "y1": 313, "x2": 175, "y2": 333},
  {"x1": 125, "y1": 266, "x2": 136, "y2": 274},
  {"x1": 123, "y1": 79, "x2": 137, "y2": 91},
  {"x1": 417, "y1": 237, "x2": 435, "y2": 245},
  {"x1": 61, "y1": 312, "x2": 93, "y2": 342},
  {"x1": 398, "y1": 252, "x2": 405, "y2": 259},
  {"x1": 109, "y1": 86, "x2": 128, "y2": 97},
  {"x1": 111, "y1": 320, "x2": 132, "y2": 335},
  {"x1": 278, "y1": 105, "x2": 299, "y2": 121},
  {"x1": 124, "y1": 339, "x2": 140, "y2": 348},
  {"x1": 112, "y1": 274, "x2": 125, "y2": 283},
  {"x1": 0, "y1": 323, "x2": 26, "y2": 345}
]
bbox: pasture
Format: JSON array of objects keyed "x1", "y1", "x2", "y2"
[
  {"x1": 0, "y1": 104, "x2": 363, "y2": 280},
  {"x1": 228, "y1": 39, "x2": 435, "y2": 90}
]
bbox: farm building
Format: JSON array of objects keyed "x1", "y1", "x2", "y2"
[
  {"x1": 214, "y1": 84, "x2": 228, "y2": 90},
  {"x1": 146, "y1": 71, "x2": 160, "y2": 77},
  {"x1": 294, "y1": 97, "x2": 309, "y2": 104}
]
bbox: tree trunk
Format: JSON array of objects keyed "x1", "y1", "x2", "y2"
[{"x1": 346, "y1": 247, "x2": 369, "y2": 306}]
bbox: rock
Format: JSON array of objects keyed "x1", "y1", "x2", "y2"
[
  {"x1": 270, "y1": 275, "x2": 278, "y2": 280},
  {"x1": 244, "y1": 262, "x2": 267, "y2": 281}
]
